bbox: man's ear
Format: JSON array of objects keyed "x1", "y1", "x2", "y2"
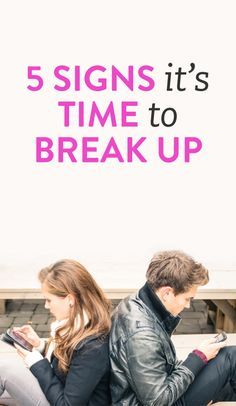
[{"x1": 157, "y1": 286, "x2": 173, "y2": 302}]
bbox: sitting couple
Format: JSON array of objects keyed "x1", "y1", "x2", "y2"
[{"x1": 0, "y1": 251, "x2": 236, "y2": 405}]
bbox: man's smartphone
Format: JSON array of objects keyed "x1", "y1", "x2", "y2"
[
  {"x1": 214, "y1": 331, "x2": 227, "y2": 343},
  {"x1": 0, "y1": 328, "x2": 33, "y2": 351}
]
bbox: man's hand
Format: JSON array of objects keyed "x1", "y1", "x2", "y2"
[
  {"x1": 197, "y1": 337, "x2": 227, "y2": 361},
  {"x1": 13, "y1": 325, "x2": 41, "y2": 348}
]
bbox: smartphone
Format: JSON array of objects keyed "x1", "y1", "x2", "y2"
[
  {"x1": 214, "y1": 331, "x2": 227, "y2": 343},
  {"x1": 0, "y1": 328, "x2": 33, "y2": 351}
]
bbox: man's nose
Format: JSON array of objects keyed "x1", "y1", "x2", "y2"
[{"x1": 185, "y1": 302, "x2": 190, "y2": 309}]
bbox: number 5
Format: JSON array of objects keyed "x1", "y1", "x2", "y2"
[{"x1": 27, "y1": 66, "x2": 43, "y2": 91}]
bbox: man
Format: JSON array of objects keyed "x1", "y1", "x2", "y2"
[{"x1": 110, "y1": 251, "x2": 236, "y2": 405}]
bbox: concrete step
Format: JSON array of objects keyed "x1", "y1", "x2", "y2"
[
  {"x1": 172, "y1": 333, "x2": 236, "y2": 360},
  {"x1": 0, "y1": 337, "x2": 236, "y2": 405}
]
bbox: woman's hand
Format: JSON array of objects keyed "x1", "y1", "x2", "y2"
[
  {"x1": 14, "y1": 343, "x2": 30, "y2": 359},
  {"x1": 14, "y1": 343, "x2": 44, "y2": 368},
  {"x1": 13, "y1": 325, "x2": 41, "y2": 348}
]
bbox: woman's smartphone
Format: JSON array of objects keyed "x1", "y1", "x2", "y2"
[
  {"x1": 0, "y1": 328, "x2": 33, "y2": 351},
  {"x1": 214, "y1": 331, "x2": 227, "y2": 343}
]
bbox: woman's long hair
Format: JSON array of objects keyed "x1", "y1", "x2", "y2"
[{"x1": 39, "y1": 259, "x2": 111, "y2": 373}]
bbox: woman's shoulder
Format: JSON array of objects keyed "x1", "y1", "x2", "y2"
[{"x1": 75, "y1": 334, "x2": 109, "y2": 353}]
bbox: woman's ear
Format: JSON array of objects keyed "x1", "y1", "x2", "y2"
[{"x1": 67, "y1": 294, "x2": 75, "y2": 307}]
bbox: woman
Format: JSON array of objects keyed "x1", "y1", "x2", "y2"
[{"x1": 0, "y1": 259, "x2": 111, "y2": 405}]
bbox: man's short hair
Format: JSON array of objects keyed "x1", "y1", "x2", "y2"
[{"x1": 146, "y1": 250, "x2": 209, "y2": 295}]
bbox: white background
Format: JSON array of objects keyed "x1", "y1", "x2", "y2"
[{"x1": 0, "y1": 1, "x2": 235, "y2": 280}]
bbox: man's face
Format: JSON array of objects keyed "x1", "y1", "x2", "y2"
[{"x1": 157, "y1": 285, "x2": 198, "y2": 316}]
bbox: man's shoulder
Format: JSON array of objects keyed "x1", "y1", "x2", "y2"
[
  {"x1": 111, "y1": 291, "x2": 157, "y2": 340},
  {"x1": 113, "y1": 291, "x2": 150, "y2": 317}
]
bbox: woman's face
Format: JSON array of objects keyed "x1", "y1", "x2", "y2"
[{"x1": 42, "y1": 283, "x2": 72, "y2": 321}]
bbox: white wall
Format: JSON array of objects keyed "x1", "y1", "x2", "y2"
[{"x1": 0, "y1": 1, "x2": 235, "y2": 279}]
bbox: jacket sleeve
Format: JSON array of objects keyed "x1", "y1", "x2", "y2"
[
  {"x1": 30, "y1": 341, "x2": 109, "y2": 406},
  {"x1": 123, "y1": 329, "x2": 205, "y2": 406}
]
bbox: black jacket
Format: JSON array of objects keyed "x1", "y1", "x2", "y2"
[
  {"x1": 109, "y1": 283, "x2": 206, "y2": 406},
  {"x1": 30, "y1": 335, "x2": 111, "y2": 406}
]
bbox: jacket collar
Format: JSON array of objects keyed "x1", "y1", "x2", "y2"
[{"x1": 138, "y1": 282, "x2": 181, "y2": 335}]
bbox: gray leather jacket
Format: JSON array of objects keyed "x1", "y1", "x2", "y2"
[{"x1": 109, "y1": 283, "x2": 205, "y2": 406}]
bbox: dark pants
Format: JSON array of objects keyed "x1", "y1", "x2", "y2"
[{"x1": 183, "y1": 346, "x2": 236, "y2": 406}]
